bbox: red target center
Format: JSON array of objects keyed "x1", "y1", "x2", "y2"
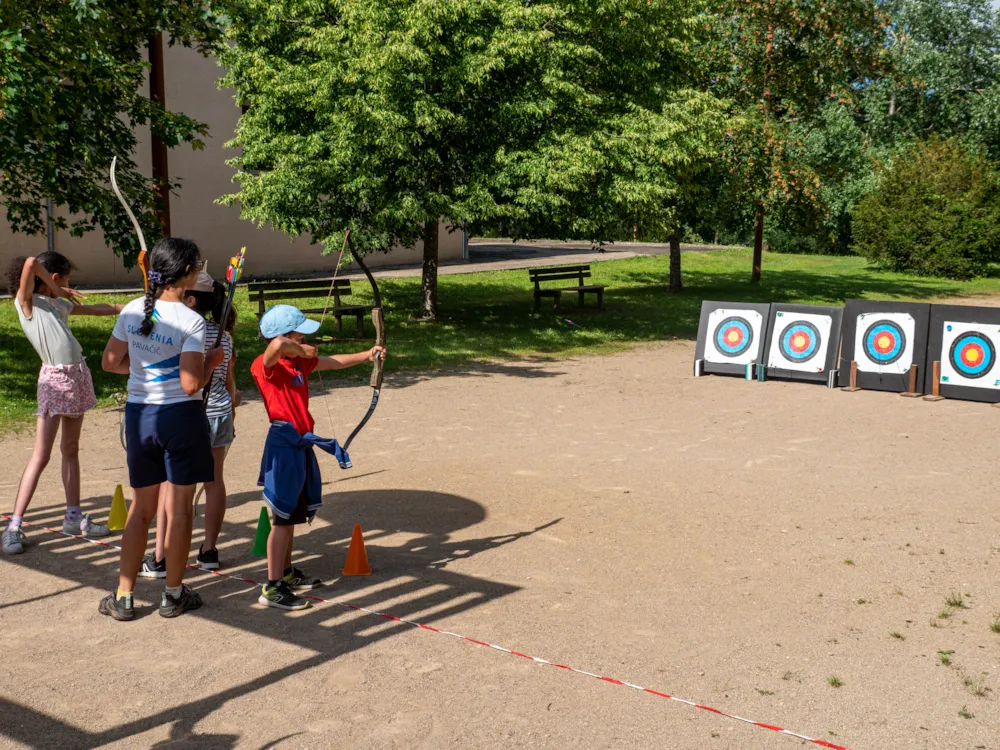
[
  {"x1": 874, "y1": 333, "x2": 895, "y2": 353},
  {"x1": 789, "y1": 333, "x2": 811, "y2": 352},
  {"x1": 724, "y1": 327, "x2": 744, "y2": 346},
  {"x1": 960, "y1": 343, "x2": 984, "y2": 366}
]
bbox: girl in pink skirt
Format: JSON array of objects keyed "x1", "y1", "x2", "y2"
[{"x1": 3, "y1": 252, "x2": 123, "y2": 554}]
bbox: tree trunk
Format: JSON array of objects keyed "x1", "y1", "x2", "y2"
[
  {"x1": 751, "y1": 207, "x2": 764, "y2": 284},
  {"x1": 420, "y1": 219, "x2": 439, "y2": 320},
  {"x1": 667, "y1": 233, "x2": 682, "y2": 292},
  {"x1": 148, "y1": 33, "x2": 171, "y2": 237}
]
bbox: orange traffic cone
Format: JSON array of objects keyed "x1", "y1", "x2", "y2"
[{"x1": 342, "y1": 523, "x2": 372, "y2": 576}]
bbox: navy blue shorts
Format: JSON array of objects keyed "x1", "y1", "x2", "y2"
[{"x1": 125, "y1": 401, "x2": 214, "y2": 488}]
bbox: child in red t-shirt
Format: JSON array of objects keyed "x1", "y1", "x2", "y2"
[{"x1": 251, "y1": 304, "x2": 384, "y2": 610}]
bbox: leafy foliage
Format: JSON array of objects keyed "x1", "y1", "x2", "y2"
[
  {"x1": 219, "y1": 0, "x2": 724, "y2": 258},
  {"x1": 0, "y1": 0, "x2": 225, "y2": 265},
  {"x1": 852, "y1": 138, "x2": 1000, "y2": 278}
]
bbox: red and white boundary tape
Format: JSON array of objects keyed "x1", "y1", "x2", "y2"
[{"x1": 3, "y1": 514, "x2": 852, "y2": 750}]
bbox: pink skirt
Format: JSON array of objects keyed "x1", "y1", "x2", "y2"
[{"x1": 37, "y1": 361, "x2": 98, "y2": 418}]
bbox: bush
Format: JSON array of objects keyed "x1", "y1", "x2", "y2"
[{"x1": 851, "y1": 138, "x2": 1000, "y2": 278}]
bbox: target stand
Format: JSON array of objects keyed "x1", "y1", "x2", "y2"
[
  {"x1": 694, "y1": 301, "x2": 772, "y2": 379},
  {"x1": 922, "y1": 361, "x2": 945, "y2": 401},
  {"x1": 764, "y1": 304, "x2": 843, "y2": 386},
  {"x1": 924, "y1": 305, "x2": 1000, "y2": 403},
  {"x1": 838, "y1": 301, "x2": 929, "y2": 394}
]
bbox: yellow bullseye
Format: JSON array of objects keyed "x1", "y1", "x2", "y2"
[
  {"x1": 793, "y1": 334, "x2": 806, "y2": 348},
  {"x1": 726, "y1": 331, "x2": 740, "y2": 343},
  {"x1": 966, "y1": 348, "x2": 980, "y2": 363},
  {"x1": 877, "y1": 335, "x2": 891, "y2": 350}
]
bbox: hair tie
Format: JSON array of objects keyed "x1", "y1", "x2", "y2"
[{"x1": 147, "y1": 270, "x2": 164, "y2": 284}]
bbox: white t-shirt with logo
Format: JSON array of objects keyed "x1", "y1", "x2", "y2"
[{"x1": 112, "y1": 298, "x2": 207, "y2": 405}]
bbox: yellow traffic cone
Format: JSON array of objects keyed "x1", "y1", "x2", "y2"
[{"x1": 107, "y1": 484, "x2": 127, "y2": 531}]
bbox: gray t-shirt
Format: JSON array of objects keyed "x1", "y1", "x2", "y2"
[{"x1": 15, "y1": 295, "x2": 84, "y2": 367}]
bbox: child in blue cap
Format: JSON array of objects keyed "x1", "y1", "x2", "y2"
[{"x1": 251, "y1": 304, "x2": 385, "y2": 610}]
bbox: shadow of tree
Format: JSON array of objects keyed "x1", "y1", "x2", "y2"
[{"x1": 0, "y1": 489, "x2": 558, "y2": 749}]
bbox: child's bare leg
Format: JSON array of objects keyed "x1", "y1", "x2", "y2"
[
  {"x1": 10, "y1": 415, "x2": 60, "y2": 520},
  {"x1": 267, "y1": 525, "x2": 294, "y2": 581},
  {"x1": 153, "y1": 486, "x2": 167, "y2": 561},
  {"x1": 201, "y1": 446, "x2": 228, "y2": 551},
  {"x1": 285, "y1": 525, "x2": 294, "y2": 570},
  {"x1": 59, "y1": 415, "x2": 83, "y2": 509},
  {"x1": 163, "y1": 482, "x2": 196, "y2": 588},
  {"x1": 118, "y1": 485, "x2": 160, "y2": 593}
]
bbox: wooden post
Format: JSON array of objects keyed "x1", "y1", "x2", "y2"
[
  {"x1": 843, "y1": 361, "x2": 861, "y2": 392},
  {"x1": 900, "y1": 365, "x2": 922, "y2": 397},
  {"x1": 923, "y1": 361, "x2": 944, "y2": 401}
]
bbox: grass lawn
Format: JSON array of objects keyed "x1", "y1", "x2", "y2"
[{"x1": 2, "y1": 247, "x2": 999, "y2": 433}]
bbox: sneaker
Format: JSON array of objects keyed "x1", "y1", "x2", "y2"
[
  {"x1": 2, "y1": 527, "x2": 26, "y2": 555},
  {"x1": 196, "y1": 546, "x2": 220, "y2": 571},
  {"x1": 98, "y1": 591, "x2": 135, "y2": 621},
  {"x1": 159, "y1": 584, "x2": 203, "y2": 618},
  {"x1": 258, "y1": 580, "x2": 311, "y2": 611},
  {"x1": 64, "y1": 514, "x2": 110, "y2": 538},
  {"x1": 282, "y1": 566, "x2": 321, "y2": 592},
  {"x1": 138, "y1": 555, "x2": 167, "y2": 579}
]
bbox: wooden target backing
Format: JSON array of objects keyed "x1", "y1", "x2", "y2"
[
  {"x1": 925, "y1": 304, "x2": 1000, "y2": 403},
  {"x1": 838, "y1": 300, "x2": 930, "y2": 392},
  {"x1": 694, "y1": 301, "x2": 772, "y2": 376},
  {"x1": 764, "y1": 304, "x2": 843, "y2": 384}
]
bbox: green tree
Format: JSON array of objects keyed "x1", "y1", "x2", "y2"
[
  {"x1": 864, "y1": 0, "x2": 1000, "y2": 153},
  {"x1": 712, "y1": 0, "x2": 890, "y2": 282},
  {"x1": 220, "y1": 0, "x2": 723, "y2": 318},
  {"x1": 0, "y1": 1, "x2": 225, "y2": 264},
  {"x1": 852, "y1": 137, "x2": 1000, "y2": 278}
]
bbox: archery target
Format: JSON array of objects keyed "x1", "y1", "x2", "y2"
[
  {"x1": 767, "y1": 312, "x2": 833, "y2": 373},
  {"x1": 854, "y1": 312, "x2": 915, "y2": 374},
  {"x1": 704, "y1": 308, "x2": 764, "y2": 366},
  {"x1": 940, "y1": 322, "x2": 1000, "y2": 389}
]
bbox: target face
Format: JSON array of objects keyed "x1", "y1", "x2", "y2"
[
  {"x1": 854, "y1": 312, "x2": 914, "y2": 374},
  {"x1": 940, "y1": 322, "x2": 1000, "y2": 389},
  {"x1": 704, "y1": 308, "x2": 764, "y2": 366},
  {"x1": 767, "y1": 312, "x2": 833, "y2": 372}
]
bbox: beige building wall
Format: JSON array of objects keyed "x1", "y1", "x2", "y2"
[{"x1": 0, "y1": 45, "x2": 463, "y2": 288}]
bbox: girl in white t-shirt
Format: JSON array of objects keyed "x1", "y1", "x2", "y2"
[
  {"x1": 3, "y1": 252, "x2": 123, "y2": 556},
  {"x1": 98, "y1": 238, "x2": 223, "y2": 621},
  {"x1": 139, "y1": 272, "x2": 239, "y2": 578}
]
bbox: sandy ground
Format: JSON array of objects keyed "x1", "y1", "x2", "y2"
[{"x1": 1, "y1": 342, "x2": 999, "y2": 750}]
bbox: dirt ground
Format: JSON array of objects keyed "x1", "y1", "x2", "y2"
[{"x1": 1, "y1": 341, "x2": 999, "y2": 750}]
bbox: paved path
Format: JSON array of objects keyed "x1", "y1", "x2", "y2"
[{"x1": 65, "y1": 240, "x2": 727, "y2": 294}]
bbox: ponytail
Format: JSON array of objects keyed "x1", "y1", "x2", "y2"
[{"x1": 137, "y1": 237, "x2": 201, "y2": 337}]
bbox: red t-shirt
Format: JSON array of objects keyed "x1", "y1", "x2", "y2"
[{"x1": 251, "y1": 355, "x2": 318, "y2": 435}]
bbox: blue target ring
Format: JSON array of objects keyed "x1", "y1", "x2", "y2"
[
  {"x1": 713, "y1": 316, "x2": 754, "y2": 357},
  {"x1": 862, "y1": 320, "x2": 906, "y2": 366},
  {"x1": 779, "y1": 321, "x2": 821, "y2": 363},
  {"x1": 949, "y1": 331, "x2": 995, "y2": 379}
]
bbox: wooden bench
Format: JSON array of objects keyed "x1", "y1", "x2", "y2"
[
  {"x1": 528, "y1": 265, "x2": 605, "y2": 311},
  {"x1": 247, "y1": 278, "x2": 367, "y2": 336}
]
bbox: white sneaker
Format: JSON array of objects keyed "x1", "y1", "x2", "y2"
[
  {"x1": 64, "y1": 514, "x2": 110, "y2": 538},
  {"x1": 2, "y1": 526, "x2": 26, "y2": 554}
]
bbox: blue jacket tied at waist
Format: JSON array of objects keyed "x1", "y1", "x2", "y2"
[{"x1": 257, "y1": 421, "x2": 352, "y2": 520}]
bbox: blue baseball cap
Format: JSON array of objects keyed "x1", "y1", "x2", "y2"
[{"x1": 259, "y1": 304, "x2": 321, "y2": 339}]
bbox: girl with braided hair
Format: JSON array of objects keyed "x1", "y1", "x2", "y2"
[{"x1": 98, "y1": 237, "x2": 224, "y2": 621}]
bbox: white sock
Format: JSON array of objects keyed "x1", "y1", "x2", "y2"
[{"x1": 165, "y1": 584, "x2": 183, "y2": 599}]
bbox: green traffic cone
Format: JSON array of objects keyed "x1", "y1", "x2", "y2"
[{"x1": 250, "y1": 506, "x2": 271, "y2": 557}]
